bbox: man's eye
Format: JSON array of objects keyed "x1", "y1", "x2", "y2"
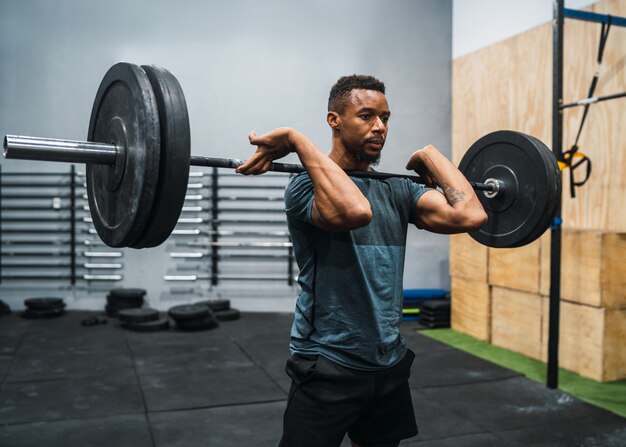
[{"x1": 360, "y1": 114, "x2": 370, "y2": 120}]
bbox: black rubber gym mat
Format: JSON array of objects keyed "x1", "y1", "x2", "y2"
[
  {"x1": 149, "y1": 401, "x2": 285, "y2": 447},
  {"x1": 408, "y1": 388, "x2": 484, "y2": 442},
  {"x1": 0, "y1": 413, "x2": 153, "y2": 447},
  {"x1": 131, "y1": 339, "x2": 253, "y2": 375},
  {"x1": 214, "y1": 312, "x2": 293, "y2": 340},
  {"x1": 420, "y1": 376, "x2": 608, "y2": 432},
  {"x1": 18, "y1": 327, "x2": 128, "y2": 355},
  {"x1": 4, "y1": 349, "x2": 134, "y2": 382},
  {"x1": 235, "y1": 337, "x2": 291, "y2": 389},
  {"x1": 399, "y1": 326, "x2": 455, "y2": 355},
  {"x1": 139, "y1": 365, "x2": 287, "y2": 412},
  {"x1": 0, "y1": 355, "x2": 12, "y2": 381},
  {"x1": 0, "y1": 311, "x2": 623, "y2": 447},
  {"x1": 408, "y1": 348, "x2": 521, "y2": 388},
  {"x1": 0, "y1": 373, "x2": 144, "y2": 425},
  {"x1": 400, "y1": 432, "x2": 503, "y2": 447},
  {"x1": 0, "y1": 328, "x2": 27, "y2": 356},
  {"x1": 495, "y1": 411, "x2": 626, "y2": 447}
]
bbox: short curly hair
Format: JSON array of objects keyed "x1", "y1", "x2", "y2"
[{"x1": 327, "y1": 75, "x2": 385, "y2": 114}]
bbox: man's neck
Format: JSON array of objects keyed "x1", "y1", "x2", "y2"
[{"x1": 328, "y1": 140, "x2": 370, "y2": 172}]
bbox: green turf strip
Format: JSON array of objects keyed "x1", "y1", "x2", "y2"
[{"x1": 419, "y1": 328, "x2": 626, "y2": 419}]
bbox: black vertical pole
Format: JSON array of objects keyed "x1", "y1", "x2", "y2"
[
  {"x1": 70, "y1": 165, "x2": 76, "y2": 285},
  {"x1": 210, "y1": 168, "x2": 219, "y2": 286},
  {"x1": 548, "y1": 0, "x2": 565, "y2": 389}
]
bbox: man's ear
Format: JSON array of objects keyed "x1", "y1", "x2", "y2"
[{"x1": 327, "y1": 111, "x2": 340, "y2": 130}]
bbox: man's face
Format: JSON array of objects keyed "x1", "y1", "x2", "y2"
[{"x1": 335, "y1": 89, "x2": 390, "y2": 165}]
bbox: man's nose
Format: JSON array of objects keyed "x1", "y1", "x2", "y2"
[{"x1": 372, "y1": 117, "x2": 386, "y2": 133}]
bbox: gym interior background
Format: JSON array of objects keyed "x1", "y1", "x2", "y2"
[
  {"x1": 0, "y1": 0, "x2": 455, "y2": 311},
  {"x1": 0, "y1": 0, "x2": 625, "y2": 445}
]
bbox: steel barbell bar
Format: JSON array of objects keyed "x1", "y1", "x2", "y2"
[{"x1": 3, "y1": 135, "x2": 496, "y2": 192}]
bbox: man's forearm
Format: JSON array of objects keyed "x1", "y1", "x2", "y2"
[
  {"x1": 289, "y1": 130, "x2": 372, "y2": 230},
  {"x1": 416, "y1": 147, "x2": 478, "y2": 210}
]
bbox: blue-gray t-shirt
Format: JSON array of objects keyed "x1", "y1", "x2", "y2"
[{"x1": 284, "y1": 172, "x2": 431, "y2": 371}]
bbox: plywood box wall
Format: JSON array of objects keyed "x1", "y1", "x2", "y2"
[
  {"x1": 540, "y1": 230, "x2": 626, "y2": 308},
  {"x1": 488, "y1": 238, "x2": 542, "y2": 294},
  {"x1": 452, "y1": 0, "x2": 626, "y2": 233},
  {"x1": 541, "y1": 299, "x2": 626, "y2": 382},
  {"x1": 491, "y1": 287, "x2": 544, "y2": 361},
  {"x1": 450, "y1": 276, "x2": 491, "y2": 341},
  {"x1": 490, "y1": 287, "x2": 625, "y2": 382},
  {"x1": 450, "y1": 234, "x2": 488, "y2": 281}
]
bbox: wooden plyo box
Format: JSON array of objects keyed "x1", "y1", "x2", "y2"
[
  {"x1": 541, "y1": 299, "x2": 626, "y2": 382},
  {"x1": 541, "y1": 230, "x2": 626, "y2": 309},
  {"x1": 450, "y1": 234, "x2": 488, "y2": 282},
  {"x1": 489, "y1": 238, "x2": 542, "y2": 294},
  {"x1": 491, "y1": 287, "x2": 543, "y2": 361},
  {"x1": 450, "y1": 276, "x2": 491, "y2": 341}
]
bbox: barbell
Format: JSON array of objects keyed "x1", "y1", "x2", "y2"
[{"x1": 2, "y1": 62, "x2": 561, "y2": 249}]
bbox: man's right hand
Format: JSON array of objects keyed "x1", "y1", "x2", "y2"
[{"x1": 236, "y1": 128, "x2": 295, "y2": 175}]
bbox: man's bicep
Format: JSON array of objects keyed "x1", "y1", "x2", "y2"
[{"x1": 413, "y1": 189, "x2": 461, "y2": 233}]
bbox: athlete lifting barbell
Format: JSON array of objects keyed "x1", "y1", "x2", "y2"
[{"x1": 2, "y1": 62, "x2": 562, "y2": 447}]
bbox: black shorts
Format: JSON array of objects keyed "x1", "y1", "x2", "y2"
[{"x1": 279, "y1": 349, "x2": 418, "y2": 447}]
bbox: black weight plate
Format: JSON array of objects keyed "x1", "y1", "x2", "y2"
[
  {"x1": 458, "y1": 130, "x2": 560, "y2": 248},
  {"x1": 86, "y1": 62, "x2": 161, "y2": 247},
  {"x1": 214, "y1": 308, "x2": 241, "y2": 322},
  {"x1": 125, "y1": 318, "x2": 170, "y2": 332},
  {"x1": 131, "y1": 65, "x2": 190, "y2": 248},
  {"x1": 419, "y1": 314, "x2": 451, "y2": 323},
  {"x1": 24, "y1": 297, "x2": 65, "y2": 310},
  {"x1": 109, "y1": 288, "x2": 147, "y2": 298},
  {"x1": 0, "y1": 300, "x2": 11, "y2": 315},
  {"x1": 107, "y1": 295, "x2": 144, "y2": 308},
  {"x1": 175, "y1": 317, "x2": 219, "y2": 331},
  {"x1": 515, "y1": 134, "x2": 562, "y2": 247},
  {"x1": 105, "y1": 302, "x2": 142, "y2": 317},
  {"x1": 22, "y1": 307, "x2": 65, "y2": 319},
  {"x1": 195, "y1": 299, "x2": 231, "y2": 312},
  {"x1": 168, "y1": 304, "x2": 210, "y2": 321},
  {"x1": 117, "y1": 307, "x2": 160, "y2": 323}
]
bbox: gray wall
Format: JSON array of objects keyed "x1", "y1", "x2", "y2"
[{"x1": 0, "y1": 0, "x2": 452, "y2": 311}]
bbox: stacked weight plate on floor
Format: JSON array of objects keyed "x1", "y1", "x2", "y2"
[
  {"x1": 118, "y1": 307, "x2": 170, "y2": 332},
  {"x1": 419, "y1": 300, "x2": 451, "y2": 329},
  {"x1": 105, "y1": 288, "x2": 146, "y2": 317},
  {"x1": 458, "y1": 130, "x2": 562, "y2": 248},
  {"x1": 195, "y1": 299, "x2": 241, "y2": 322},
  {"x1": 86, "y1": 62, "x2": 190, "y2": 248},
  {"x1": 22, "y1": 297, "x2": 66, "y2": 319},
  {"x1": 168, "y1": 303, "x2": 219, "y2": 331}
]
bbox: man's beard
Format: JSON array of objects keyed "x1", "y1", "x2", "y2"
[{"x1": 355, "y1": 150, "x2": 381, "y2": 166}]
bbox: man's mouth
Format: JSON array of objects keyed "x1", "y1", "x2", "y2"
[{"x1": 365, "y1": 139, "x2": 384, "y2": 149}]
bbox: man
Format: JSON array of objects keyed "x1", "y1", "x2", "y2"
[{"x1": 236, "y1": 75, "x2": 487, "y2": 447}]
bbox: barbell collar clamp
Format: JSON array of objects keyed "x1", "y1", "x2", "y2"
[{"x1": 482, "y1": 178, "x2": 504, "y2": 199}]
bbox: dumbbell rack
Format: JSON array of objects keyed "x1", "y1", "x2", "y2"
[
  {"x1": 167, "y1": 168, "x2": 297, "y2": 287},
  {"x1": 0, "y1": 165, "x2": 125, "y2": 286}
]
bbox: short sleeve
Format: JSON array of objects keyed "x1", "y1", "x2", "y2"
[
  {"x1": 284, "y1": 173, "x2": 315, "y2": 224},
  {"x1": 407, "y1": 181, "x2": 433, "y2": 224}
]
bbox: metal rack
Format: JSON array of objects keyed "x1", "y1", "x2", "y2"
[
  {"x1": 0, "y1": 166, "x2": 124, "y2": 285},
  {"x1": 167, "y1": 169, "x2": 296, "y2": 286}
]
